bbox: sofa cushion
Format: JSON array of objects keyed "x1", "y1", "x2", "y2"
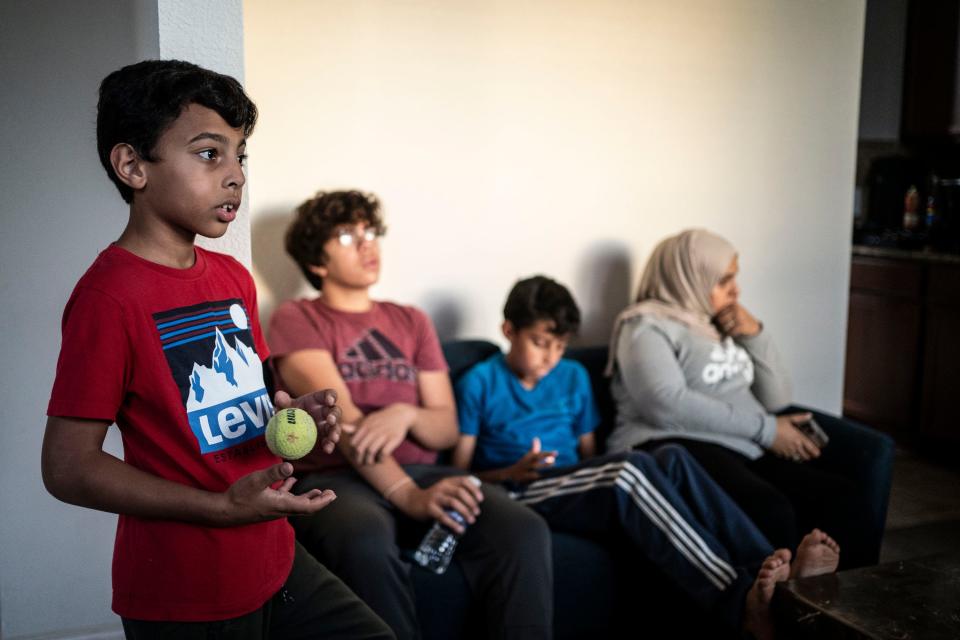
[
  {"x1": 564, "y1": 345, "x2": 616, "y2": 453},
  {"x1": 443, "y1": 339, "x2": 501, "y2": 383}
]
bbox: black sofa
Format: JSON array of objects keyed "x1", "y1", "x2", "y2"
[{"x1": 402, "y1": 340, "x2": 896, "y2": 640}]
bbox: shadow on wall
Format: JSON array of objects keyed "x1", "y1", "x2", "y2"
[
  {"x1": 252, "y1": 208, "x2": 305, "y2": 323},
  {"x1": 420, "y1": 291, "x2": 465, "y2": 342},
  {"x1": 574, "y1": 242, "x2": 633, "y2": 347}
]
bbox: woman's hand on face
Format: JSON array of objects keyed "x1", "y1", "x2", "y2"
[
  {"x1": 770, "y1": 413, "x2": 820, "y2": 461},
  {"x1": 714, "y1": 303, "x2": 761, "y2": 338},
  {"x1": 390, "y1": 475, "x2": 484, "y2": 534}
]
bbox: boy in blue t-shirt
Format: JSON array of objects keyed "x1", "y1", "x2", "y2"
[{"x1": 452, "y1": 275, "x2": 841, "y2": 638}]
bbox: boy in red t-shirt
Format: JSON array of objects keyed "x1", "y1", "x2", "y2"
[
  {"x1": 43, "y1": 60, "x2": 393, "y2": 639},
  {"x1": 268, "y1": 191, "x2": 552, "y2": 640}
]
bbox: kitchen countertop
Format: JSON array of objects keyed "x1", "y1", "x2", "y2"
[{"x1": 852, "y1": 244, "x2": 960, "y2": 265}]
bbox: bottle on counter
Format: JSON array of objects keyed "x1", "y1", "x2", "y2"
[
  {"x1": 903, "y1": 185, "x2": 920, "y2": 230},
  {"x1": 925, "y1": 175, "x2": 940, "y2": 231},
  {"x1": 925, "y1": 195, "x2": 938, "y2": 228}
]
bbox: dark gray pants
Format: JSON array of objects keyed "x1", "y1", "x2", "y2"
[
  {"x1": 122, "y1": 542, "x2": 395, "y2": 640},
  {"x1": 292, "y1": 465, "x2": 553, "y2": 640},
  {"x1": 650, "y1": 433, "x2": 871, "y2": 569}
]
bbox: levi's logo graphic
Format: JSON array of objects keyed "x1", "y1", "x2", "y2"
[
  {"x1": 338, "y1": 329, "x2": 417, "y2": 384},
  {"x1": 153, "y1": 299, "x2": 274, "y2": 455}
]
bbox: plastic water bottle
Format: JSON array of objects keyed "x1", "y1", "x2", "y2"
[{"x1": 413, "y1": 509, "x2": 466, "y2": 574}]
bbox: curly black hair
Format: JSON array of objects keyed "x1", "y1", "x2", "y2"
[
  {"x1": 503, "y1": 275, "x2": 581, "y2": 336},
  {"x1": 96, "y1": 59, "x2": 258, "y2": 203},
  {"x1": 285, "y1": 190, "x2": 386, "y2": 291}
]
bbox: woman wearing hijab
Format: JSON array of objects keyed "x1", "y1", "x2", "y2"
[{"x1": 605, "y1": 228, "x2": 884, "y2": 569}]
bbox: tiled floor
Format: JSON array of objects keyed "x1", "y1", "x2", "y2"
[{"x1": 880, "y1": 448, "x2": 960, "y2": 564}]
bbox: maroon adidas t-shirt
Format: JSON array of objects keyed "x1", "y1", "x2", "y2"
[{"x1": 268, "y1": 299, "x2": 448, "y2": 474}]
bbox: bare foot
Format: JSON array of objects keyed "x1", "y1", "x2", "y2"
[
  {"x1": 743, "y1": 549, "x2": 791, "y2": 640},
  {"x1": 791, "y1": 529, "x2": 840, "y2": 579}
]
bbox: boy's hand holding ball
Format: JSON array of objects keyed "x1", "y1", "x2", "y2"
[
  {"x1": 273, "y1": 389, "x2": 342, "y2": 455},
  {"x1": 266, "y1": 408, "x2": 318, "y2": 460},
  {"x1": 219, "y1": 388, "x2": 343, "y2": 526}
]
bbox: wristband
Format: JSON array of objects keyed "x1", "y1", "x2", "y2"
[{"x1": 383, "y1": 476, "x2": 414, "y2": 501}]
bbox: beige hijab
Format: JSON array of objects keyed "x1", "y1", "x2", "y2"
[{"x1": 605, "y1": 229, "x2": 737, "y2": 375}]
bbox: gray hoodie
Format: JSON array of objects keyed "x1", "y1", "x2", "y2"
[{"x1": 607, "y1": 313, "x2": 792, "y2": 459}]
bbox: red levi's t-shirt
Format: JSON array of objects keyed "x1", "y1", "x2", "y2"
[
  {"x1": 267, "y1": 299, "x2": 448, "y2": 474},
  {"x1": 47, "y1": 245, "x2": 293, "y2": 621}
]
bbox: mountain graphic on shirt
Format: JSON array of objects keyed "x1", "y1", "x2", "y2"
[
  {"x1": 182, "y1": 327, "x2": 274, "y2": 454},
  {"x1": 186, "y1": 328, "x2": 265, "y2": 411},
  {"x1": 154, "y1": 299, "x2": 274, "y2": 455}
]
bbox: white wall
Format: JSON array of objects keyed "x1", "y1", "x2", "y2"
[
  {"x1": 0, "y1": 1, "x2": 246, "y2": 637},
  {"x1": 158, "y1": 0, "x2": 253, "y2": 265},
  {"x1": 0, "y1": 1, "x2": 865, "y2": 636},
  {"x1": 0, "y1": 4, "x2": 144, "y2": 636},
  {"x1": 244, "y1": 0, "x2": 865, "y2": 412}
]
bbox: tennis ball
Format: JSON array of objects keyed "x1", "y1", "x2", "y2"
[{"x1": 265, "y1": 407, "x2": 318, "y2": 460}]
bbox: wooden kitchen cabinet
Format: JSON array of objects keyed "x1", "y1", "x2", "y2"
[
  {"x1": 843, "y1": 258, "x2": 923, "y2": 435},
  {"x1": 844, "y1": 252, "x2": 960, "y2": 445},
  {"x1": 921, "y1": 264, "x2": 960, "y2": 441}
]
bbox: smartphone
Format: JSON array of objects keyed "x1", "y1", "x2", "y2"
[{"x1": 796, "y1": 417, "x2": 829, "y2": 449}]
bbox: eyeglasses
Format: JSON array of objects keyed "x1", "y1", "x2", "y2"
[{"x1": 334, "y1": 226, "x2": 382, "y2": 247}]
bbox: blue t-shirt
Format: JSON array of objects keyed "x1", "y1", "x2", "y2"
[{"x1": 456, "y1": 353, "x2": 600, "y2": 471}]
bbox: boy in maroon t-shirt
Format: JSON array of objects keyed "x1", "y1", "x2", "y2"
[
  {"x1": 43, "y1": 60, "x2": 392, "y2": 638},
  {"x1": 269, "y1": 190, "x2": 553, "y2": 640}
]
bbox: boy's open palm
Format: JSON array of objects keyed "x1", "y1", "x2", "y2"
[{"x1": 223, "y1": 461, "x2": 336, "y2": 526}]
